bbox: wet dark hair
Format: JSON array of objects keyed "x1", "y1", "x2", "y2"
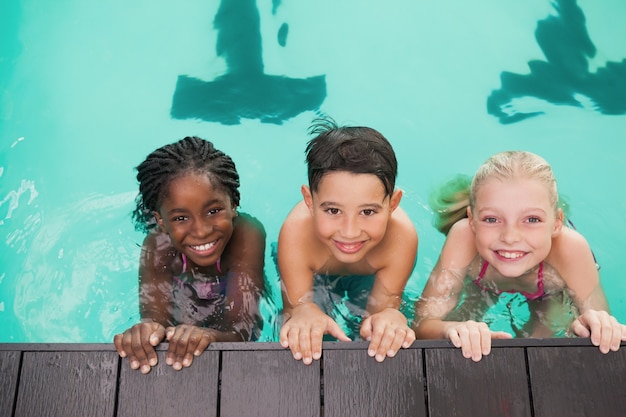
[
  {"x1": 305, "y1": 117, "x2": 397, "y2": 196},
  {"x1": 132, "y1": 136, "x2": 240, "y2": 233}
]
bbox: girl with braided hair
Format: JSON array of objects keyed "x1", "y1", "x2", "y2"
[{"x1": 114, "y1": 136, "x2": 266, "y2": 374}]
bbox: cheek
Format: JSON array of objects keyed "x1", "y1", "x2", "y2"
[{"x1": 313, "y1": 216, "x2": 335, "y2": 238}]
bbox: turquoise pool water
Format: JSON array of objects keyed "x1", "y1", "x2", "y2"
[{"x1": 1, "y1": 0, "x2": 625, "y2": 342}]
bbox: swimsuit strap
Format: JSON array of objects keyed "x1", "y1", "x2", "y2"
[
  {"x1": 473, "y1": 260, "x2": 545, "y2": 301},
  {"x1": 181, "y1": 253, "x2": 188, "y2": 273}
]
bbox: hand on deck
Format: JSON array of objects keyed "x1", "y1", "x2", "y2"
[
  {"x1": 360, "y1": 308, "x2": 416, "y2": 362},
  {"x1": 164, "y1": 324, "x2": 216, "y2": 370},
  {"x1": 280, "y1": 302, "x2": 351, "y2": 365},
  {"x1": 113, "y1": 321, "x2": 166, "y2": 374},
  {"x1": 571, "y1": 309, "x2": 626, "y2": 353},
  {"x1": 446, "y1": 320, "x2": 512, "y2": 362}
]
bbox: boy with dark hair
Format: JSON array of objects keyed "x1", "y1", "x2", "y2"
[{"x1": 278, "y1": 118, "x2": 418, "y2": 365}]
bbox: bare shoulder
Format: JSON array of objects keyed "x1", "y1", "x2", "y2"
[
  {"x1": 278, "y1": 201, "x2": 316, "y2": 242},
  {"x1": 389, "y1": 206, "x2": 418, "y2": 235},
  {"x1": 277, "y1": 200, "x2": 321, "y2": 264},
  {"x1": 548, "y1": 226, "x2": 595, "y2": 270},
  {"x1": 438, "y1": 218, "x2": 477, "y2": 268},
  {"x1": 140, "y1": 230, "x2": 180, "y2": 279},
  {"x1": 233, "y1": 211, "x2": 266, "y2": 240}
]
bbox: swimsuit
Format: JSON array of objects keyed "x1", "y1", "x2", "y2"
[
  {"x1": 473, "y1": 261, "x2": 545, "y2": 301},
  {"x1": 173, "y1": 253, "x2": 225, "y2": 301}
]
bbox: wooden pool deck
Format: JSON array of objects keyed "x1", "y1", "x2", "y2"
[{"x1": 1, "y1": 339, "x2": 624, "y2": 417}]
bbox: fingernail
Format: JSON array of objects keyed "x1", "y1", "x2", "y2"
[
  {"x1": 303, "y1": 357, "x2": 312, "y2": 365},
  {"x1": 375, "y1": 354, "x2": 384, "y2": 362},
  {"x1": 183, "y1": 358, "x2": 190, "y2": 366},
  {"x1": 140, "y1": 365, "x2": 150, "y2": 374},
  {"x1": 166, "y1": 357, "x2": 173, "y2": 365},
  {"x1": 293, "y1": 352, "x2": 302, "y2": 360},
  {"x1": 367, "y1": 349, "x2": 375, "y2": 357},
  {"x1": 130, "y1": 361, "x2": 139, "y2": 369},
  {"x1": 313, "y1": 351, "x2": 321, "y2": 360},
  {"x1": 149, "y1": 358, "x2": 157, "y2": 366},
  {"x1": 387, "y1": 349, "x2": 396, "y2": 357}
]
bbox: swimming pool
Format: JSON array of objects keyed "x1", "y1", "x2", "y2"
[{"x1": 1, "y1": 0, "x2": 625, "y2": 342}]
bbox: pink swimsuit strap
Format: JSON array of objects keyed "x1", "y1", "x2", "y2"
[{"x1": 473, "y1": 261, "x2": 544, "y2": 301}]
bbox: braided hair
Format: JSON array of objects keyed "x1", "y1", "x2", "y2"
[{"x1": 132, "y1": 136, "x2": 240, "y2": 233}]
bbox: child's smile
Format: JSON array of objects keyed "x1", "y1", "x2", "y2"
[
  {"x1": 155, "y1": 172, "x2": 236, "y2": 268},
  {"x1": 469, "y1": 176, "x2": 562, "y2": 278},
  {"x1": 305, "y1": 171, "x2": 393, "y2": 263}
]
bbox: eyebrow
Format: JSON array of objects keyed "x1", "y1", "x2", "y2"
[
  {"x1": 319, "y1": 201, "x2": 384, "y2": 209},
  {"x1": 165, "y1": 199, "x2": 225, "y2": 215}
]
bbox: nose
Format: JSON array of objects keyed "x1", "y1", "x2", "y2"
[
  {"x1": 340, "y1": 215, "x2": 361, "y2": 239},
  {"x1": 191, "y1": 218, "x2": 213, "y2": 237},
  {"x1": 501, "y1": 223, "x2": 521, "y2": 244}
]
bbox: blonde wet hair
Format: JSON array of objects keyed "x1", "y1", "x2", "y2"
[
  {"x1": 430, "y1": 151, "x2": 560, "y2": 235},
  {"x1": 469, "y1": 151, "x2": 559, "y2": 213}
]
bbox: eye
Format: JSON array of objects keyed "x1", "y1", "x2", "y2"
[
  {"x1": 325, "y1": 207, "x2": 340, "y2": 215},
  {"x1": 207, "y1": 208, "x2": 222, "y2": 216},
  {"x1": 526, "y1": 216, "x2": 541, "y2": 223},
  {"x1": 361, "y1": 209, "x2": 377, "y2": 216},
  {"x1": 172, "y1": 215, "x2": 188, "y2": 222},
  {"x1": 483, "y1": 217, "x2": 498, "y2": 224}
]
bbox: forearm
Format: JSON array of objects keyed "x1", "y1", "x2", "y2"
[{"x1": 413, "y1": 318, "x2": 458, "y2": 340}]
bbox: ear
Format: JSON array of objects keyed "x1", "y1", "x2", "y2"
[
  {"x1": 301, "y1": 185, "x2": 314, "y2": 211},
  {"x1": 552, "y1": 208, "x2": 564, "y2": 237},
  {"x1": 389, "y1": 189, "x2": 402, "y2": 212},
  {"x1": 153, "y1": 211, "x2": 165, "y2": 232},
  {"x1": 467, "y1": 206, "x2": 476, "y2": 232}
]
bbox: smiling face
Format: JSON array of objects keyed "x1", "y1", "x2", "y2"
[
  {"x1": 154, "y1": 172, "x2": 237, "y2": 268},
  {"x1": 303, "y1": 171, "x2": 400, "y2": 264},
  {"x1": 468, "y1": 176, "x2": 563, "y2": 278}
]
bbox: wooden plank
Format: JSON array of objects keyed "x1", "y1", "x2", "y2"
[
  {"x1": 117, "y1": 350, "x2": 219, "y2": 417},
  {"x1": 528, "y1": 346, "x2": 626, "y2": 417},
  {"x1": 14, "y1": 350, "x2": 118, "y2": 417},
  {"x1": 323, "y1": 348, "x2": 426, "y2": 417},
  {"x1": 0, "y1": 350, "x2": 20, "y2": 417},
  {"x1": 220, "y1": 349, "x2": 321, "y2": 417},
  {"x1": 425, "y1": 348, "x2": 532, "y2": 417}
]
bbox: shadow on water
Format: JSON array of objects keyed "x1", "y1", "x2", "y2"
[
  {"x1": 171, "y1": 0, "x2": 326, "y2": 125},
  {"x1": 487, "y1": 0, "x2": 626, "y2": 124}
]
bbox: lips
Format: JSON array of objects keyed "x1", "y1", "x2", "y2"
[
  {"x1": 334, "y1": 240, "x2": 365, "y2": 254},
  {"x1": 495, "y1": 250, "x2": 526, "y2": 260},
  {"x1": 188, "y1": 240, "x2": 218, "y2": 255}
]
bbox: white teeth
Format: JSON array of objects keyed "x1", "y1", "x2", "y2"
[
  {"x1": 498, "y1": 251, "x2": 524, "y2": 259},
  {"x1": 191, "y1": 242, "x2": 216, "y2": 251}
]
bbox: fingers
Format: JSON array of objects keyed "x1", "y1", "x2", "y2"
[
  {"x1": 282, "y1": 322, "x2": 325, "y2": 365},
  {"x1": 362, "y1": 311, "x2": 415, "y2": 363},
  {"x1": 166, "y1": 325, "x2": 214, "y2": 370},
  {"x1": 447, "y1": 321, "x2": 496, "y2": 362},
  {"x1": 279, "y1": 305, "x2": 339, "y2": 365},
  {"x1": 575, "y1": 310, "x2": 624, "y2": 354},
  {"x1": 113, "y1": 322, "x2": 164, "y2": 374}
]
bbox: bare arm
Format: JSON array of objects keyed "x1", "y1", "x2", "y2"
[
  {"x1": 359, "y1": 207, "x2": 418, "y2": 361},
  {"x1": 413, "y1": 220, "x2": 512, "y2": 361},
  {"x1": 220, "y1": 212, "x2": 266, "y2": 342},
  {"x1": 550, "y1": 228, "x2": 625, "y2": 352},
  {"x1": 114, "y1": 231, "x2": 176, "y2": 373},
  {"x1": 277, "y1": 202, "x2": 350, "y2": 364}
]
